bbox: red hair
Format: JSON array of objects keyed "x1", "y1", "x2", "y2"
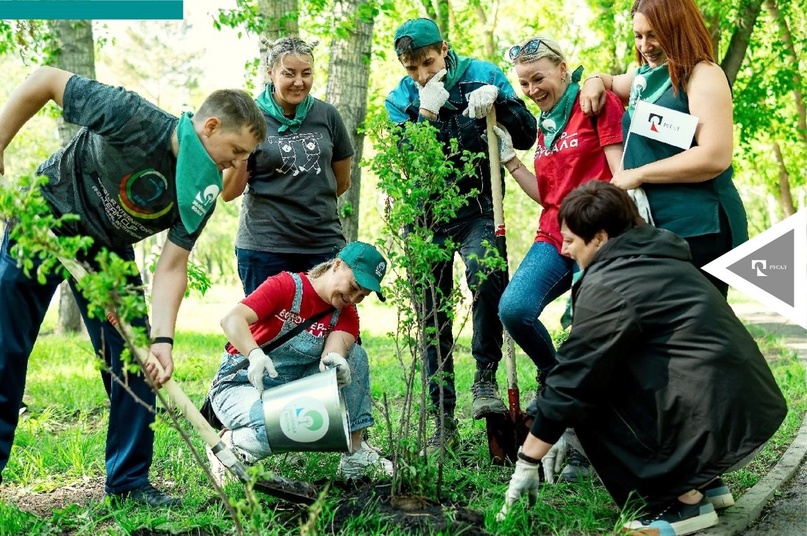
[{"x1": 631, "y1": 0, "x2": 714, "y2": 93}]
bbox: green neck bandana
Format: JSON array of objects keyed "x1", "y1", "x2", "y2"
[
  {"x1": 175, "y1": 112, "x2": 222, "y2": 234},
  {"x1": 256, "y1": 84, "x2": 314, "y2": 133},
  {"x1": 443, "y1": 49, "x2": 472, "y2": 92},
  {"x1": 539, "y1": 65, "x2": 583, "y2": 149},
  {"x1": 628, "y1": 63, "x2": 672, "y2": 119}
]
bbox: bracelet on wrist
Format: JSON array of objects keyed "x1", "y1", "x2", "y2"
[
  {"x1": 583, "y1": 75, "x2": 602, "y2": 84},
  {"x1": 517, "y1": 448, "x2": 541, "y2": 465},
  {"x1": 506, "y1": 161, "x2": 524, "y2": 174},
  {"x1": 151, "y1": 336, "x2": 174, "y2": 346}
]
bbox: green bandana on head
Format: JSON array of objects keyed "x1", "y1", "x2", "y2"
[
  {"x1": 256, "y1": 84, "x2": 314, "y2": 133},
  {"x1": 175, "y1": 112, "x2": 222, "y2": 234},
  {"x1": 539, "y1": 65, "x2": 584, "y2": 149},
  {"x1": 628, "y1": 63, "x2": 672, "y2": 119}
]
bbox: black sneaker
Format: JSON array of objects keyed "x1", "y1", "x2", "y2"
[
  {"x1": 702, "y1": 477, "x2": 734, "y2": 509},
  {"x1": 560, "y1": 447, "x2": 594, "y2": 483},
  {"x1": 623, "y1": 497, "x2": 718, "y2": 535},
  {"x1": 110, "y1": 483, "x2": 181, "y2": 508}
]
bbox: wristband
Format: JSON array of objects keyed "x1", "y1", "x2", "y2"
[
  {"x1": 151, "y1": 336, "x2": 174, "y2": 346},
  {"x1": 517, "y1": 448, "x2": 541, "y2": 465},
  {"x1": 583, "y1": 75, "x2": 602, "y2": 84}
]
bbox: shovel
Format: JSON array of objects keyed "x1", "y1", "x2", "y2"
[
  {"x1": 484, "y1": 111, "x2": 533, "y2": 465},
  {"x1": 57, "y1": 254, "x2": 319, "y2": 505}
]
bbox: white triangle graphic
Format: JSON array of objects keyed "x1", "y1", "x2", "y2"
[{"x1": 702, "y1": 209, "x2": 806, "y2": 329}]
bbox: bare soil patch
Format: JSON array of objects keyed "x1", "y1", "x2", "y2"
[{"x1": 0, "y1": 475, "x2": 106, "y2": 517}]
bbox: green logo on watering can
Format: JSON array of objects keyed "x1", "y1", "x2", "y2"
[{"x1": 279, "y1": 397, "x2": 330, "y2": 443}]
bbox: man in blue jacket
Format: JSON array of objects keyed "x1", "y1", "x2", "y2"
[{"x1": 385, "y1": 18, "x2": 537, "y2": 455}]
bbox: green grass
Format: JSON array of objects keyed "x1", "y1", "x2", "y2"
[{"x1": 1, "y1": 319, "x2": 805, "y2": 535}]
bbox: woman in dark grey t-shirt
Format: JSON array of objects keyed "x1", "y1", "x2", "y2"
[{"x1": 223, "y1": 37, "x2": 355, "y2": 295}]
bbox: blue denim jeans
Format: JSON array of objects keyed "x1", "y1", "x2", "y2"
[
  {"x1": 499, "y1": 241, "x2": 575, "y2": 372},
  {"x1": 424, "y1": 215, "x2": 506, "y2": 413},
  {"x1": 235, "y1": 247, "x2": 339, "y2": 295},
  {"x1": 0, "y1": 227, "x2": 155, "y2": 494}
]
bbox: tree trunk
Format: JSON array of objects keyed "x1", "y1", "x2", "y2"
[
  {"x1": 720, "y1": 0, "x2": 764, "y2": 86},
  {"x1": 258, "y1": 0, "x2": 299, "y2": 85},
  {"x1": 771, "y1": 142, "x2": 796, "y2": 216},
  {"x1": 326, "y1": 0, "x2": 375, "y2": 242},
  {"x1": 765, "y1": 0, "x2": 807, "y2": 142},
  {"x1": 51, "y1": 20, "x2": 95, "y2": 335}
]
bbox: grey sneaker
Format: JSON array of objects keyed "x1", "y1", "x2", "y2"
[
  {"x1": 560, "y1": 447, "x2": 594, "y2": 483},
  {"x1": 337, "y1": 441, "x2": 393, "y2": 481},
  {"x1": 471, "y1": 370, "x2": 507, "y2": 419},
  {"x1": 421, "y1": 414, "x2": 459, "y2": 457}
]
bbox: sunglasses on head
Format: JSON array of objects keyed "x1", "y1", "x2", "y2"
[{"x1": 508, "y1": 38, "x2": 562, "y2": 61}]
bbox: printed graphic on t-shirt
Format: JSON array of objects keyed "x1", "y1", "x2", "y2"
[
  {"x1": 274, "y1": 133, "x2": 324, "y2": 176},
  {"x1": 85, "y1": 168, "x2": 174, "y2": 239},
  {"x1": 276, "y1": 308, "x2": 330, "y2": 338},
  {"x1": 535, "y1": 132, "x2": 581, "y2": 159},
  {"x1": 118, "y1": 169, "x2": 174, "y2": 219}
]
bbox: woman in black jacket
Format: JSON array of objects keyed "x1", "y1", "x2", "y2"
[{"x1": 498, "y1": 181, "x2": 787, "y2": 536}]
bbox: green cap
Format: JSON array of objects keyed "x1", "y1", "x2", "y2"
[
  {"x1": 338, "y1": 241, "x2": 387, "y2": 302},
  {"x1": 394, "y1": 18, "x2": 443, "y2": 51}
]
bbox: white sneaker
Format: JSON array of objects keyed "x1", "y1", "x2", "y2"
[
  {"x1": 205, "y1": 429, "x2": 236, "y2": 487},
  {"x1": 337, "y1": 441, "x2": 394, "y2": 481}
]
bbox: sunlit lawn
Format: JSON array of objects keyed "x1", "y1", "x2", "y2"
[{"x1": 1, "y1": 287, "x2": 804, "y2": 535}]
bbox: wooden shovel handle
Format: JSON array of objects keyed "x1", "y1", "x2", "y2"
[
  {"x1": 485, "y1": 112, "x2": 520, "y2": 395},
  {"x1": 57, "y1": 254, "x2": 221, "y2": 447}
]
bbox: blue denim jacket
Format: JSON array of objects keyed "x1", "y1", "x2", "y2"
[{"x1": 385, "y1": 58, "x2": 537, "y2": 222}]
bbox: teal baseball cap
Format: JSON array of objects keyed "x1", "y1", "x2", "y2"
[
  {"x1": 338, "y1": 241, "x2": 387, "y2": 302},
  {"x1": 394, "y1": 18, "x2": 443, "y2": 51}
]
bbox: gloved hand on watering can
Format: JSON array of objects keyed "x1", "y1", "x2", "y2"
[
  {"x1": 247, "y1": 347, "x2": 278, "y2": 394},
  {"x1": 496, "y1": 446, "x2": 542, "y2": 521},
  {"x1": 542, "y1": 435, "x2": 568, "y2": 484},
  {"x1": 320, "y1": 352, "x2": 351, "y2": 387}
]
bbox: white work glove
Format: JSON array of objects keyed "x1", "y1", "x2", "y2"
[
  {"x1": 496, "y1": 449, "x2": 542, "y2": 521},
  {"x1": 492, "y1": 125, "x2": 516, "y2": 164},
  {"x1": 247, "y1": 347, "x2": 278, "y2": 394},
  {"x1": 320, "y1": 351, "x2": 352, "y2": 387},
  {"x1": 463, "y1": 84, "x2": 499, "y2": 119},
  {"x1": 416, "y1": 68, "x2": 449, "y2": 115},
  {"x1": 628, "y1": 187, "x2": 655, "y2": 225},
  {"x1": 541, "y1": 436, "x2": 568, "y2": 484}
]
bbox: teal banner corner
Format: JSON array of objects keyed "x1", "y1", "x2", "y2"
[{"x1": 0, "y1": 1, "x2": 184, "y2": 20}]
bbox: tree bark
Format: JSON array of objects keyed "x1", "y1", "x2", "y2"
[
  {"x1": 720, "y1": 0, "x2": 764, "y2": 86},
  {"x1": 326, "y1": 0, "x2": 375, "y2": 242},
  {"x1": 764, "y1": 0, "x2": 801, "y2": 216},
  {"x1": 51, "y1": 20, "x2": 95, "y2": 335},
  {"x1": 772, "y1": 142, "x2": 796, "y2": 216},
  {"x1": 765, "y1": 0, "x2": 806, "y2": 142}
]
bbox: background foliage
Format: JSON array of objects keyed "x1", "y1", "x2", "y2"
[{"x1": 2, "y1": 0, "x2": 804, "y2": 284}]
